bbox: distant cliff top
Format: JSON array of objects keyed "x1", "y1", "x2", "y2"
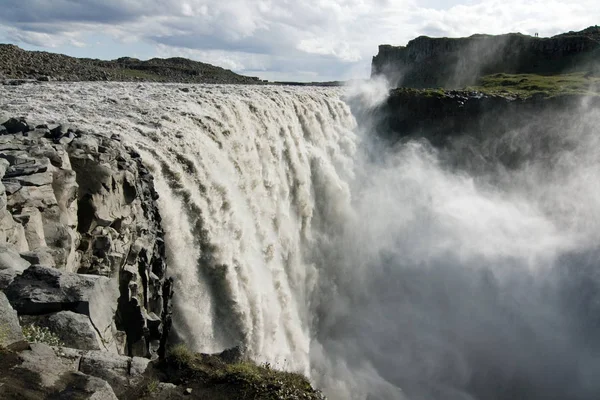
[
  {"x1": 372, "y1": 26, "x2": 600, "y2": 89},
  {"x1": 0, "y1": 44, "x2": 263, "y2": 84}
]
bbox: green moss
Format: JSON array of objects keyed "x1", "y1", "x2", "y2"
[
  {"x1": 144, "y1": 378, "x2": 160, "y2": 395},
  {"x1": 169, "y1": 343, "x2": 195, "y2": 367},
  {"x1": 162, "y1": 344, "x2": 324, "y2": 399}
]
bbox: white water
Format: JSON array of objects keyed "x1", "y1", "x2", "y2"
[{"x1": 3, "y1": 82, "x2": 600, "y2": 400}]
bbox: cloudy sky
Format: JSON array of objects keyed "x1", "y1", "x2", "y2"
[{"x1": 0, "y1": 0, "x2": 598, "y2": 81}]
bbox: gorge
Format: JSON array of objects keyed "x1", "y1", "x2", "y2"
[
  {"x1": 1, "y1": 23, "x2": 600, "y2": 398},
  {"x1": 1, "y1": 80, "x2": 599, "y2": 400}
]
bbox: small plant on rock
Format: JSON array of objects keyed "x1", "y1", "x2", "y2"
[
  {"x1": 169, "y1": 343, "x2": 195, "y2": 367},
  {"x1": 21, "y1": 323, "x2": 63, "y2": 347},
  {"x1": 146, "y1": 378, "x2": 160, "y2": 394}
]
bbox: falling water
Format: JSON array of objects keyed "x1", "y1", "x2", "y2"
[{"x1": 3, "y1": 82, "x2": 600, "y2": 400}]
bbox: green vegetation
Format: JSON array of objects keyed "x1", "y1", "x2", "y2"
[
  {"x1": 164, "y1": 343, "x2": 325, "y2": 400},
  {"x1": 390, "y1": 72, "x2": 600, "y2": 100},
  {"x1": 144, "y1": 378, "x2": 160, "y2": 395},
  {"x1": 469, "y1": 72, "x2": 600, "y2": 98},
  {"x1": 21, "y1": 323, "x2": 63, "y2": 347}
]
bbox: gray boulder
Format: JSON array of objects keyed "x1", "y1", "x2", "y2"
[
  {"x1": 4, "y1": 265, "x2": 120, "y2": 351},
  {"x1": 21, "y1": 311, "x2": 103, "y2": 350},
  {"x1": 57, "y1": 372, "x2": 119, "y2": 400},
  {"x1": 20, "y1": 247, "x2": 56, "y2": 267},
  {"x1": 0, "y1": 268, "x2": 20, "y2": 289},
  {"x1": 0, "y1": 291, "x2": 24, "y2": 346},
  {"x1": 19, "y1": 342, "x2": 78, "y2": 387},
  {"x1": 79, "y1": 350, "x2": 150, "y2": 396},
  {"x1": 2, "y1": 117, "x2": 29, "y2": 134},
  {"x1": 0, "y1": 243, "x2": 30, "y2": 271}
]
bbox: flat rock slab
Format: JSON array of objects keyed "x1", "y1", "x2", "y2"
[{"x1": 79, "y1": 350, "x2": 150, "y2": 396}]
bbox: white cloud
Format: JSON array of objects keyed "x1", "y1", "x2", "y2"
[{"x1": 0, "y1": 0, "x2": 598, "y2": 80}]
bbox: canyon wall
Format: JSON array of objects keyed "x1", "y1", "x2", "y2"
[{"x1": 372, "y1": 26, "x2": 600, "y2": 88}]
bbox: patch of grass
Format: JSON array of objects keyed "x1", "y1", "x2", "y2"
[
  {"x1": 170, "y1": 343, "x2": 195, "y2": 367},
  {"x1": 469, "y1": 72, "x2": 600, "y2": 98},
  {"x1": 163, "y1": 344, "x2": 325, "y2": 399},
  {"x1": 145, "y1": 378, "x2": 160, "y2": 395}
]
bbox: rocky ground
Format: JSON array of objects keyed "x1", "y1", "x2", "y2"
[
  {"x1": 0, "y1": 44, "x2": 264, "y2": 84},
  {"x1": 0, "y1": 115, "x2": 324, "y2": 399}
]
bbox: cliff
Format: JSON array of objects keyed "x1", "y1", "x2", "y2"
[
  {"x1": 0, "y1": 115, "x2": 324, "y2": 399},
  {"x1": 372, "y1": 26, "x2": 600, "y2": 88},
  {"x1": 0, "y1": 116, "x2": 174, "y2": 357},
  {"x1": 0, "y1": 44, "x2": 262, "y2": 84},
  {"x1": 368, "y1": 89, "x2": 599, "y2": 171}
]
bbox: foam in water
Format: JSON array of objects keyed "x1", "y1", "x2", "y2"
[{"x1": 3, "y1": 82, "x2": 600, "y2": 400}]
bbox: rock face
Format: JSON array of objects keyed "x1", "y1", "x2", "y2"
[
  {"x1": 0, "y1": 115, "x2": 172, "y2": 359},
  {"x1": 368, "y1": 89, "x2": 600, "y2": 172},
  {"x1": 0, "y1": 291, "x2": 23, "y2": 346},
  {"x1": 372, "y1": 26, "x2": 600, "y2": 88}
]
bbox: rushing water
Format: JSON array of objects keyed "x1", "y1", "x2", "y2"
[{"x1": 3, "y1": 82, "x2": 600, "y2": 400}]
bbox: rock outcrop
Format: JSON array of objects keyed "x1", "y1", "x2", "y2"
[
  {"x1": 372, "y1": 26, "x2": 600, "y2": 88},
  {"x1": 0, "y1": 113, "x2": 326, "y2": 399},
  {"x1": 0, "y1": 44, "x2": 262, "y2": 84},
  {"x1": 0, "y1": 115, "x2": 172, "y2": 360}
]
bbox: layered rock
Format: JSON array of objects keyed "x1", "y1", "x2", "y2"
[
  {"x1": 0, "y1": 115, "x2": 172, "y2": 359},
  {"x1": 372, "y1": 26, "x2": 600, "y2": 88}
]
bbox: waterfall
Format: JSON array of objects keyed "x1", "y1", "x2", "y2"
[
  {"x1": 4, "y1": 82, "x2": 600, "y2": 400},
  {"x1": 1, "y1": 83, "x2": 357, "y2": 376}
]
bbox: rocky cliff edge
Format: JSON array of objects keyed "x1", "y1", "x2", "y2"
[
  {"x1": 372, "y1": 26, "x2": 600, "y2": 88},
  {"x1": 0, "y1": 115, "x2": 173, "y2": 397}
]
